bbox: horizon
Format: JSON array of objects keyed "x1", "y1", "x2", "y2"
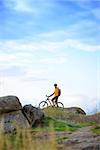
[{"x1": 0, "y1": 0, "x2": 100, "y2": 114}]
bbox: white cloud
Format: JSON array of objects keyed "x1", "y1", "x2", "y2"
[
  {"x1": 0, "y1": 37, "x2": 99, "y2": 83},
  {"x1": 0, "y1": 38, "x2": 100, "y2": 54},
  {"x1": 14, "y1": 0, "x2": 33, "y2": 12},
  {"x1": 0, "y1": 40, "x2": 38, "y2": 52},
  {"x1": 4, "y1": 0, "x2": 56, "y2": 14},
  {"x1": 40, "y1": 57, "x2": 67, "y2": 65},
  {"x1": 5, "y1": 0, "x2": 33, "y2": 12},
  {"x1": 63, "y1": 39, "x2": 100, "y2": 52},
  {"x1": 25, "y1": 68, "x2": 47, "y2": 77},
  {"x1": 0, "y1": 52, "x2": 33, "y2": 69},
  {"x1": 38, "y1": 30, "x2": 70, "y2": 41},
  {"x1": 0, "y1": 54, "x2": 16, "y2": 62}
]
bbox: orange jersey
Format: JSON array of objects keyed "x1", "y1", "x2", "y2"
[{"x1": 54, "y1": 87, "x2": 59, "y2": 96}]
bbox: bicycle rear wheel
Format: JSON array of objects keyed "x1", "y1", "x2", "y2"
[
  {"x1": 38, "y1": 101, "x2": 48, "y2": 109},
  {"x1": 57, "y1": 102, "x2": 64, "y2": 109}
]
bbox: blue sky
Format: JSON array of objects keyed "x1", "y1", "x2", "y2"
[{"x1": 0, "y1": 0, "x2": 100, "y2": 114}]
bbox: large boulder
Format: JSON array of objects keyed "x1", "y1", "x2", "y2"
[
  {"x1": 0, "y1": 96, "x2": 22, "y2": 113},
  {"x1": 0, "y1": 96, "x2": 30, "y2": 133},
  {"x1": 64, "y1": 107, "x2": 86, "y2": 115},
  {"x1": 23, "y1": 104, "x2": 44, "y2": 127},
  {"x1": 0, "y1": 110, "x2": 30, "y2": 133}
]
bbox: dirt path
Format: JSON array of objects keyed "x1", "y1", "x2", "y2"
[
  {"x1": 32, "y1": 126, "x2": 100, "y2": 150},
  {"x1": 59, "y1": 126, "x2": 100, "y2": 150}
]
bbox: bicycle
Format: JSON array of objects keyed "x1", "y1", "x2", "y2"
[{"x1": 38, "y1": 95, "x2": 64, "y2": 109}]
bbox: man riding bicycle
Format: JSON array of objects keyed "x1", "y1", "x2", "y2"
[
  {"x1": 38, "y1": 84, "x2": 63, "y2": 109},
  {"x1": 48, "y1": 84, "x2": 61, "y2": 107}
]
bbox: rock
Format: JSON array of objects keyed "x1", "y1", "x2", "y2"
[
  {"x1": 23, "y1": 104, "x2": 44, "y2": 127},
  {"x1": 64, "y1": 107, "x2": 86, "y2": 115},
  {"x1": 61, "y1": 126, "x2": 100, "y2": 150},
  {"x1": 81, "y1": 143, "x2": 100, "y2": 150},
  {"x1": 0, "y1": 95, "x2": 30, "y2": 133},
  {"x1": 0, "y1": 96, "x2": 22, "y2": 113},
  {"x1": 0, "y1": 110, "x2": 30, "y2": 133}
]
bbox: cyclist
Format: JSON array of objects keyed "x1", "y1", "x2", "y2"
[{"x1": 48, "y1": 84, "x2": 60, "y2": 107}]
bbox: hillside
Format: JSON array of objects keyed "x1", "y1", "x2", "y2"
[
  {"x1": 43, "y1": 107, "x2": 100, "y2": 124},
  {"x1": 33, "y1": 107, "x2": 100, "y2": 150},
  {"x1": 0, "y1": 96, "x2": 99, "y2": 150}
]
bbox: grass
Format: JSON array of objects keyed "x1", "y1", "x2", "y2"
[
  {"x1": 56, "y1": 136, "x2": 68, "y2": 143},
  {"x1": 0, "y1": 129, "x2": 58, "y2": 150},
  {"x1": 91, "y1": 125, "x2": 100, "y2": 135},
  {"x1": 33, "y1": 116, "x2": 85, "y2": 132}
]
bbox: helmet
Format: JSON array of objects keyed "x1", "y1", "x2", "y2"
[{"x1": 54, "y1": 83, "x2": 57, "y2": 86}]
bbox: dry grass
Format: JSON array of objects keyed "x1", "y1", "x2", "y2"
[{"x1": 0, "y1": 128, "x2": 58, "y2": 150}]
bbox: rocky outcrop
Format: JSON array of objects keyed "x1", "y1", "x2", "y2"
[
  {"x1": 0, "y1": 96, "x2": 44, "y2": 133},
  {"x1": 64, "y1": 107, "x2": 86, "y2": 115},
  {"x1": 0, "y1": 96, "x2": 30, "y2": 133},
  {"x1": 23, "y1": 104, "x2": 44, "y2": 127},
  {"x1": 0, "y1": 110, "x2": 30, "y2": 133},
  {"x1": 0, "y1": 96, "x2": 22, "y2": 113}
]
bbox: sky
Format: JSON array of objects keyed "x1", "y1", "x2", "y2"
[{"x1": 0, "y1": 0, "x2": 100, "y2": 114}]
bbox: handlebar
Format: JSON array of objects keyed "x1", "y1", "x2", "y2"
[
  {"x1": 46, "y1": 95, "x2": 49, "y2": 98},
  {"x1": 46, "y1": 95, "x2": 50, "y2": 100}
]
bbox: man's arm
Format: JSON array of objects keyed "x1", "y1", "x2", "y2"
[{"x1": 48, "y1": 92, "x2": 54, "y2": 97}]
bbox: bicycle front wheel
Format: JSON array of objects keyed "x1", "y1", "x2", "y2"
[
  {"x1": 38, "y1": 101, "x2": 48, "y2": 109},
  {"x1": 57, "y1": 102, "x2": 64, "y2": 109}
]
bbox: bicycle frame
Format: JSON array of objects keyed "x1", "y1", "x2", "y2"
[
  {"x1": 45, "y1": 97, "x2": 54, "y2": 106},
  {"x1": 45, "y1": 96, "x2": 58, "y2": 107}
]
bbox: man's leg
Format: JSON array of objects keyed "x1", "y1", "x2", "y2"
[
  {"x1": 55, "y1": 96, "x2": 58, "y2": 107},
  {"x1": 51, "y1": 97, "x2": 56, "y2": 106}
]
